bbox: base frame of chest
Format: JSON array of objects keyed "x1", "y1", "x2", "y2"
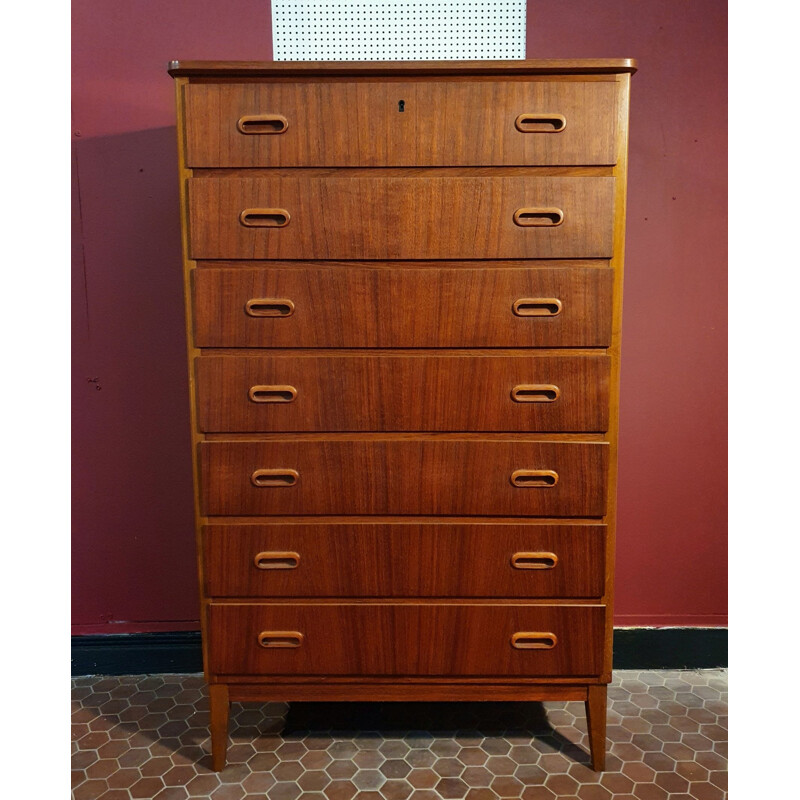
[{"x1": 208, "y1": 681, "x2": 608, "y2": 772}]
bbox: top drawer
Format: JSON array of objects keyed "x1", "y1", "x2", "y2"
[{"x1": 183, "y1": 80, "x2": 619, "y2": 167}]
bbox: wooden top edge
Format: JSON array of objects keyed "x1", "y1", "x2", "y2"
[{"x1": 167, "y1": 58, "x2": 637, "y2": 78}]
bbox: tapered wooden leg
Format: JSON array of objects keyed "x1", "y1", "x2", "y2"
[
  {"x1": 209, "y1": 684, "x2": 230, "y2": 772},
  {"x1": 585, "y1": 684, "x2": 607, "y2": 771}
]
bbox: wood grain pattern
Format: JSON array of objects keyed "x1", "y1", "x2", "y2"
[
  {"x1": 198, "y1": 439, "x2": 608, "y2": 516},
  {"x1": 208, "y1": 684, "x2": 229, "y2": 772},
  {"x1": 586, "y1": 684, "x2": 608, "y2": 770},
  {"x1": 207, "y1": 602, "x2": 605, "y2": 676},
  {"x1": 600, "y1": 73, "x2": 633, "y2": 685},
  {"x1": 195, "y1": 165, "x2": 614, "y2": 178},
  {"x1": 187, "y1": 175, "x2": 615, "y2": 260},
  {"x1": 227, "y1": 682, "x2": 591, "y2": 702},
  {"x1": 193, "y1": 265, "x2": 614, "y2": 348},
  {"x1": 171, "y1": 60, "x2": 634, "y2": 773},
  {"x1": 202, "y1": 522, "x2": 606, "y2": 598},
  {"x1": 168, "y1": 59, "x2": 638, "y2": 77},
  {"x1": 172, "y1": 76, "x2": 214, "y2": 684},
  {"x1": 184, "y1": 81, "x2": 618, "y2": 167},
  {"x1": 194, "y1": 353, "x2": 611, "y2": 432},
  {"x1": 202, "y1": 432, "x2": 607, "y2": 442}
]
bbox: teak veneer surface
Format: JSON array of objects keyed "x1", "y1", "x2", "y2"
[
  {"x1": 184, "y1": 81, "x2": 618, "y2": 167},
  {"x1": 207, "y1": 602, "x2": 605, "y2": 676},
  {"x1": 226, "y1": 683, "x2": 593, "y2": 702},
  {"x1": 195, "y1": 353, "x2": 611, "y2": 432},
  {"x1": 168, "y1": 59, "x2": 638, "y2": 77},
  {"x1": 188, "y1": 175, "x2": 615, "y2": 260},
  {"x1": 193, "y1": 265, "x2": 614, "y2": 348},
  {"x1": 202, "y1": 522, "x2": 606, "y2": 598},
  {"x1": 198, "y1": 439, "x2": 608, "y2": 516},
  {"x1": 171, "y1": 58, "x2": 633, "y2": 773}
]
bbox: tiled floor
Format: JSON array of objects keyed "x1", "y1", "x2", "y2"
[{"x1": 72, "y1": 669, "x2": 727, "y2": 800}]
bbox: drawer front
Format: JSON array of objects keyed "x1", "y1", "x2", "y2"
[
  {"x1": 195, "y1": 354, "x2": 611, "y2": 432},
  {"x1": 193, "y1": 266, "x2": 614, "y2": 349},
  {"x1": 203, "y1": 522, "x2": 606, "y2": 598},
  {"x1": 207, "y1": 602, "x2": 605, "y2": 676},
  {"x1": 198, "y1": 440, "x2": 608, "y2": 516},
  {"x1": 184, "y1": 80, "x2": 619, "y2": 167},
  {"x1": 188, "y1": 176, "x2": 615, "y2": 260}
]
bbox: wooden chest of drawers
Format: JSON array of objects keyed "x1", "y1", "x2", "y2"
[{"x1": 169, "y1": 58, "x2": 635, "y2": 773}]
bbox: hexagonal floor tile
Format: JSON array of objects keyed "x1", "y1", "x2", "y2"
[{"x1": 71, "y1": 670, "x2": 726, "y2": 800}]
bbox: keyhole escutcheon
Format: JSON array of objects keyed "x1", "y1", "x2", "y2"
[{"x1": 398, "y1": 100, "x2": 405, "y2": 112}]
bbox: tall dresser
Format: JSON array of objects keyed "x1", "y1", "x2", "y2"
[{"x1": 168, "y1": 58, "x2": 635, "y2": 773}]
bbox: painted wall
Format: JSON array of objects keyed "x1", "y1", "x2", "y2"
[{"x1": 72, "y1": 1, "x2": 727, "y2": 634}]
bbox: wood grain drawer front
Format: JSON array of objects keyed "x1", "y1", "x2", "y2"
[
  {"x1": 183, "y1": 81, "x2": 619, "y2": 167},
  {"x1": 193, "y1": 266, "x2": 614, "y2": 349},
  {"x1": 195, "y1": 354, "x2": 610, "y2": 433},
  {"x1": 203, "y1": 523, "x2": 606, "y2": 598},
  {"x1": 198, "y1": 440, "x2": 608, "y2": 516},
  {"x1": 207, "y1": 603, "x2": 605, "y2": 676},
  {"x1": 188, "y1": 177, "x2": 615, "y2": 260}
]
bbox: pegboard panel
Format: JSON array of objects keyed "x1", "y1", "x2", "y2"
[{"x1": 271, "y1": 1, "x2": 527, "y2": 61}]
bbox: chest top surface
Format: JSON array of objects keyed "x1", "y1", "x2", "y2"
[{"x1": 168, "y1": 58, "x2": 637, "y2": 78}]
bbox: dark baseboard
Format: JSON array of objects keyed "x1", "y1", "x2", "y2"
[
  {"x1": 71, "y1": 627, "x2": 727, "y2": 677},
  {"x1": 72, "y1": 631, "x2": 203, "y2": 677},
  {"x1": 612, "y1": 627, "x2": 727, "y2": 670}
]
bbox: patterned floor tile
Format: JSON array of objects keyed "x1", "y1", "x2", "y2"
[{"x1": 72, "y1": 670, "x2": 727, "y2": 799}]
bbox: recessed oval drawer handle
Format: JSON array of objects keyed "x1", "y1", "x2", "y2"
[
  {"x1": 512, "y1": 298, "x2": 563, "y2": 317},
  {"x1": 511, "y1": 632, "x2": 558, "y2": 650},
  {"x1": 511, "y1": 552, "x2": 559, "y2": 570},
  {"x1": 248, "y1": 385, "x2": 298, "y2": 404},
  {"x1": 510, "y1": 469, "x2": 559, "y2": 488},
  {"x1": 513, "y1": 208, "x2": 564, "y2": 227},
  {"x1": 245, "y1": 298, "x2": 295, "y2": 318},
  {"x1": 239, "y1": 208, "x2": 290, "y2": 228},
  {"x1": 254, "y1": 551, "x2": 300, "y2": 570},
  {"x1": 515, "y1": 113, "x2": 567, "y2": 133},
  {"x1": 237, "y1": 114, "x2": 289, "y2": 135},
  {"x1": 258, "y1": 631, "x2": 304, "y2": 648},
  {"x1": 511, "y1": 384, "x2": 561, "y2": 403},
  {"x1": 251, "y1": 469, "x2": 299, "y2": 488}
]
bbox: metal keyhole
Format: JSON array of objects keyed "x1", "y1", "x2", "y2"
[{"x1": 398, "y1": 100, "x2": 405, "y2": 112}]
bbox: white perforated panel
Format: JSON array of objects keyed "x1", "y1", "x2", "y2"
[{"x1": 272, "y1": 1, "x2": 527, "y2": 61}]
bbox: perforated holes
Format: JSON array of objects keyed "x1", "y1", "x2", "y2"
[{"x1": 271, "y1": 1, "x2": 527, "y2": 61}]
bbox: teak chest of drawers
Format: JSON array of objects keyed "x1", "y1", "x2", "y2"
[{"x1": 168, "y1": 58, "x2": 636, "y2": 772}]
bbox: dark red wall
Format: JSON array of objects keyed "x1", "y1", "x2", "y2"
[
  {"x1": 527, "y1": 1, "x2": 728, "y2": 626},
  {"x1": 72, "y1": 1, "x2": 727, "y2": 634}
]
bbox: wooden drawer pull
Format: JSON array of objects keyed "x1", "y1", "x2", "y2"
[
  {"x1": 244, "y1": 298, "x2": 295, "y2": 318},
  {"x1": 250, "y1": 469, "x2": 299, "y2": 488},
  {"x1": 237, "y1": 114, "x2": 289, "y2": 135},
  {"x1": 512, "y1": 298, "x2": 563, "y2": 317},
  {"x1": 510, "y1": 469, "x2": 559, "y2": 488},
  {"x1": 248, "y1": 385, "x2": 298, "y2": 404},
  {"x1": 254, "y1": 551, "x2": 300, "y2": 570},
  {"x1": 258, "y1": 631, "x2": 304, "y2": 648},
  {"x1": 511, "y1": 384, "x2": 561, "y2": 403},
  {"x1": 513, "y1": 207, "x2": 564, "y2": 227},
  {"x1": 239, "y1": 208, "x2": 290, "y2": 228},
  {"x1": 511, "y1": 552, "x2": 559, "y2": 570},
  {"x1": 515, "y1": 113, "x2": 567, "y2": 133},
  {"x1": 511, "y1": 632, "x2": 558, "y2": 650}
]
